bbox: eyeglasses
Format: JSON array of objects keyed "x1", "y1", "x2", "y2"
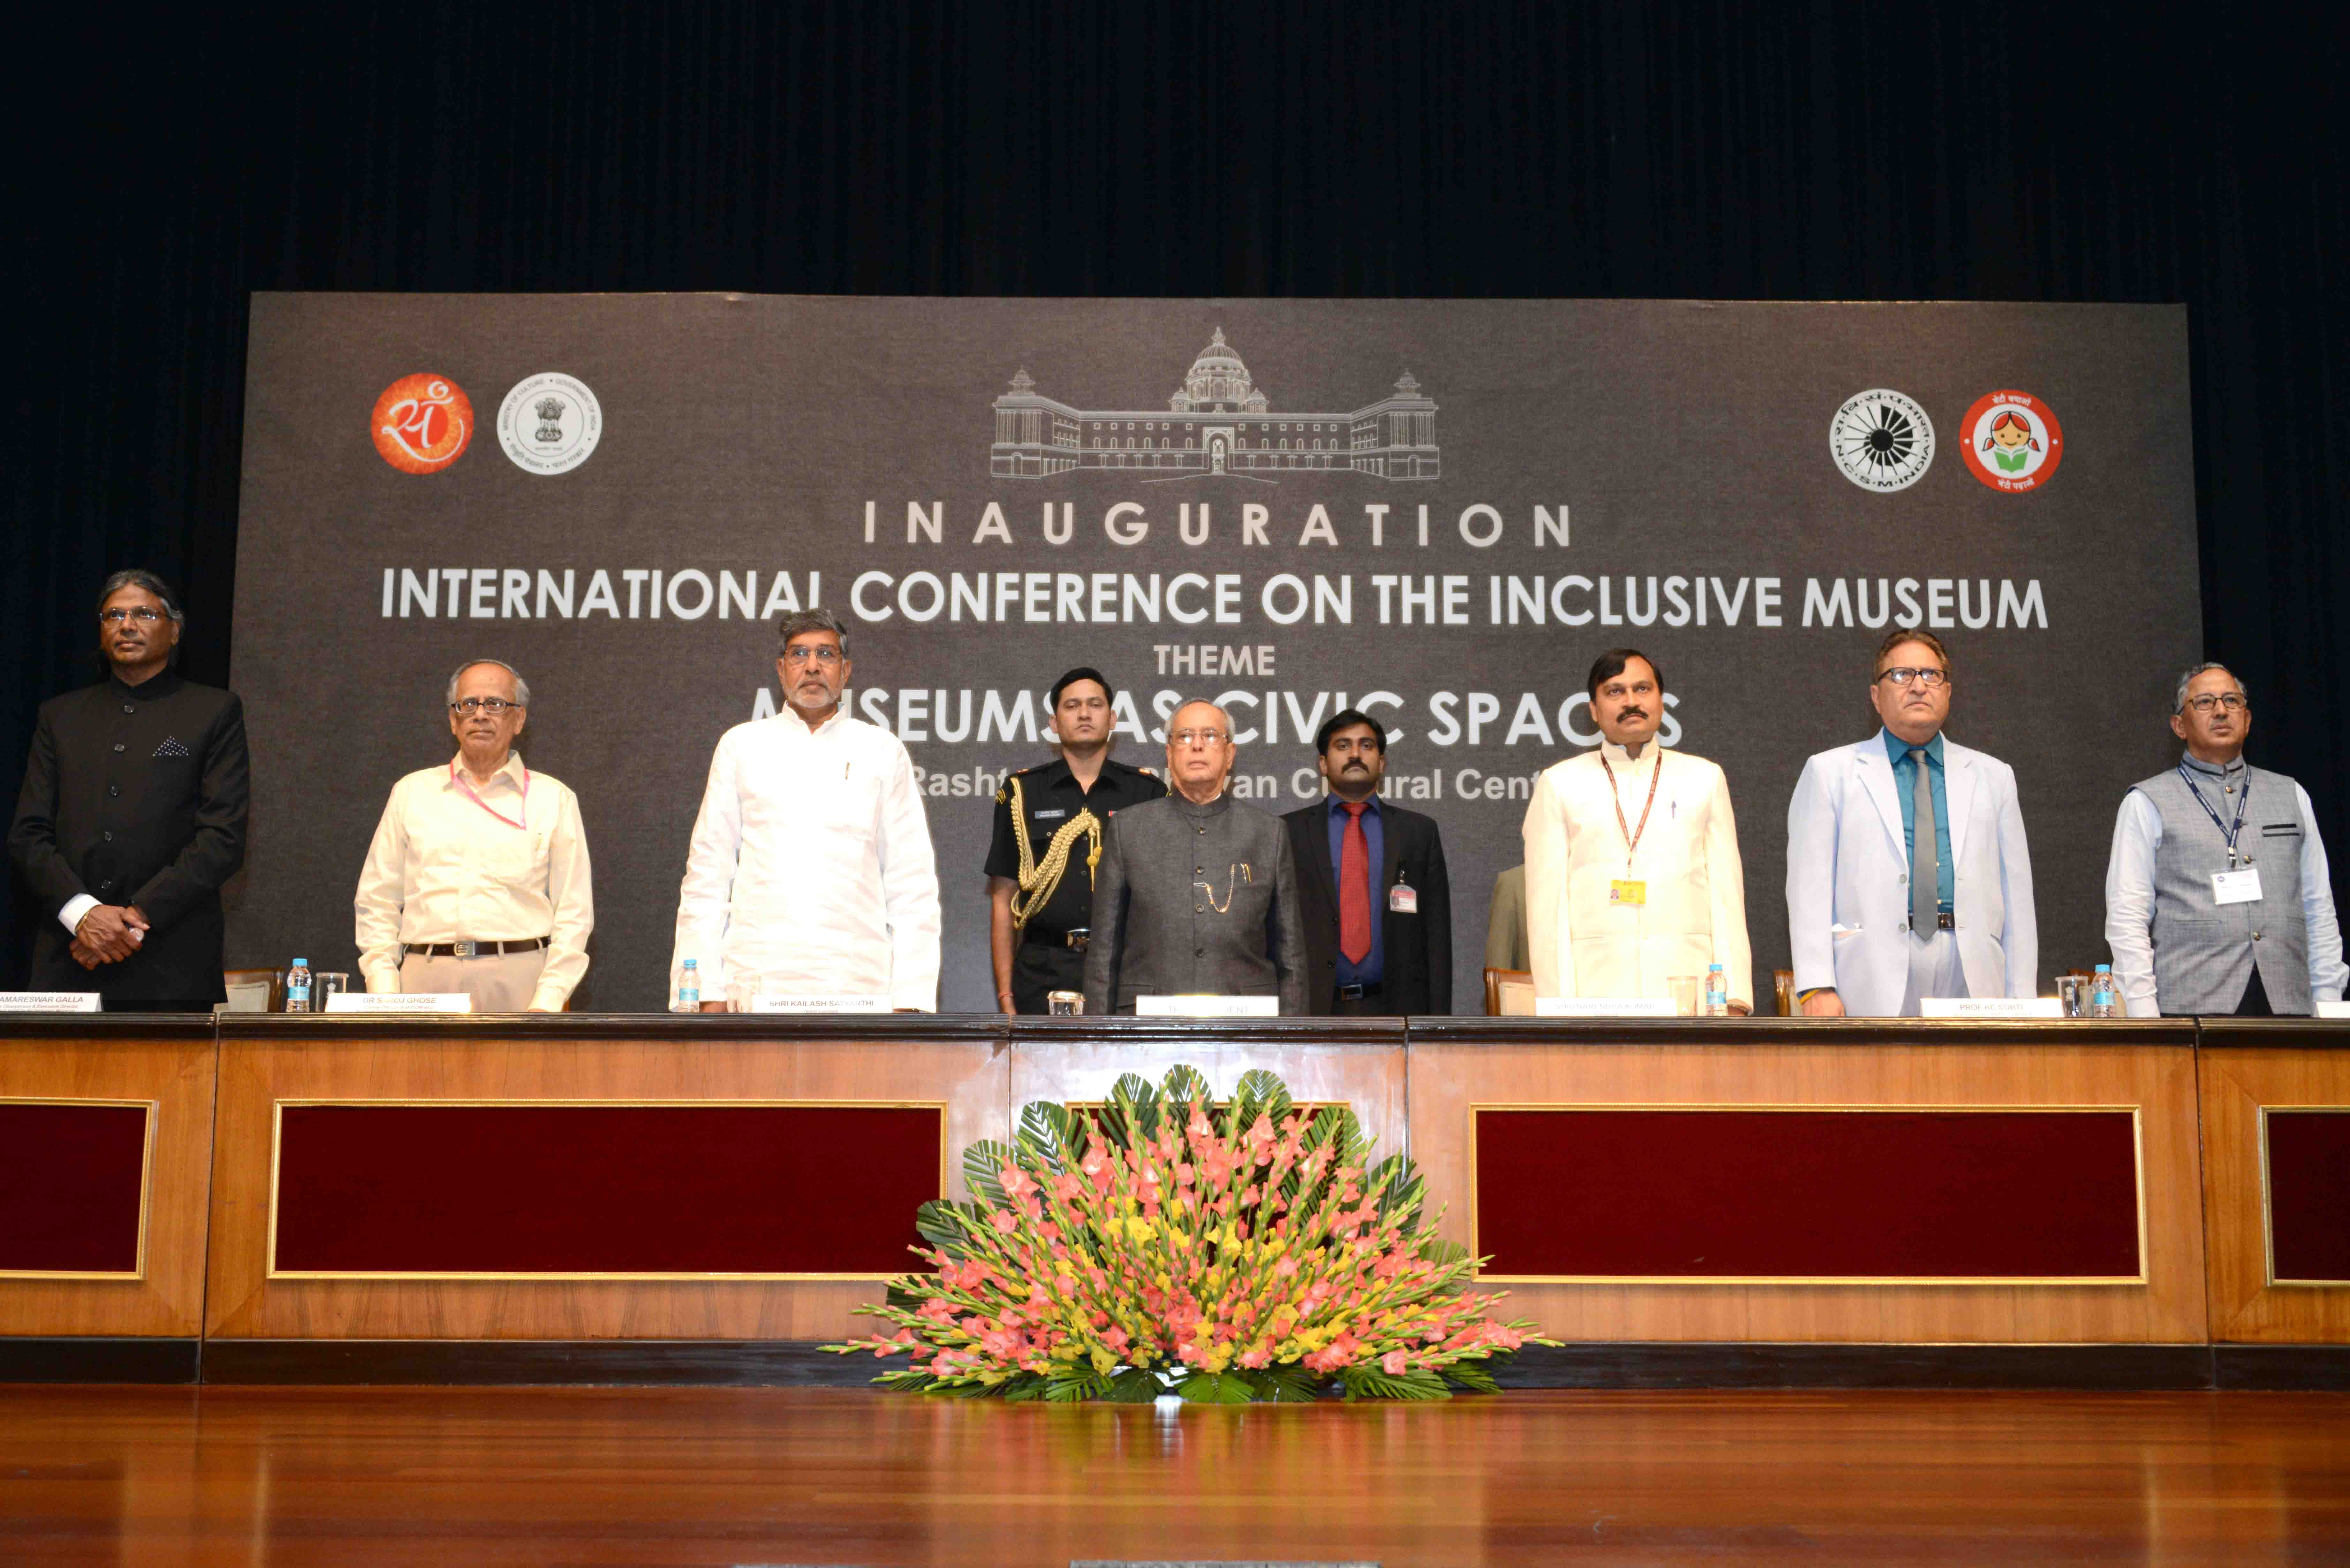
[
  {"x1": 782, "y1": 646, "x2": 844, "y2": 666},
  {"x1": 2183, "y1": 692, "x2": 2247, "y2": 713},
  {"x1": 99, "y1": 607, "x2": 166, "y2": 625},
  {"x1": 449, "y1": 697, "x2": 522, "y2": 715},
  {"x1": 1876, "y1": 667, "x2": 1949, "y2": 689},
  {"x1": 1171, "y1": 728, "x2": 1230, "y2": 747}
]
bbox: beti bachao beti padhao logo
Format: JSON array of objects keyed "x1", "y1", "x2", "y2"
[
  {"x1": 1959, "y1": 390, "x2": 2064, "y2": 493},
  {"x1": 497, "y1": 372, "x2": 603, "y2": 476},
  {"x1": 1828, "y1": 388, "x2": 1935, "y2": 492},
  {"x1": 370, "y1": 374, "x2": 474, "y2": 474}
]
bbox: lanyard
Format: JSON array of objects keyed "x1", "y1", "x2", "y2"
[
  {"x1": 453, "y1": 759, "x2": 530, "y2": 831},
  {"x1": 1597, "y1": 748, "x2": 1664, "y2": 868},
  {"x1": 2176, "y1": 764, "x2": 2249, "y2": 863}
]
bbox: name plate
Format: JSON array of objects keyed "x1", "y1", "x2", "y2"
[
  {"x1": 1918, "y1": 997, "x2": 2065, "y2": 1019},
  {"x1": 1135, "y1": 994, "x2": 1281, "y2": 1018},
  {"x1": 746, "y1": 994, "x2": 890, "y2": 1014},
  {"x1": 324, "y1": 992, "x2": 475, "y2": 1014},
  {"x1": 1534, "y1": 996, "x2": 1677, "y2": 1017},
  {"x1": 2316, "y1": 1000, "x2": 2350, "y2": 1020},
  {"x1": 0, "y1": 992, "x2": 102, "y2": 1013}
]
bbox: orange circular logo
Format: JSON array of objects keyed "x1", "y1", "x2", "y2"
[{"x1": 370, "y1": 374, "x2": 475, "y2": 473}]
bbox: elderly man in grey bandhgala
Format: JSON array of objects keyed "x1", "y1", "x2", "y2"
[
  {"x1": 2103, "y1": 662, "x2": 2345, "y2": 1017},
  {"x1": 1082, "y1": 699, "x2": 1308, "y2": 1015}
]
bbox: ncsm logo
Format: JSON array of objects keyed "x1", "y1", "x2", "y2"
[{"x1": 1829, "y1": 388, "x2": 1935, "y2": 492}]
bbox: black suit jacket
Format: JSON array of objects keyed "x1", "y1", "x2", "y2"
[
  {"x1": 1279, "y1": 797, "x2": 1452, "y2": 1015},
  {"x1": 9, "y1": 670, "x2": 250, "y2": 1005}
]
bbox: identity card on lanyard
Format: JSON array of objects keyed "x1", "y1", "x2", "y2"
[
  {"x1": 1599, "y1": 750, "x2": 1662, "y2": 906},
  {"x1": 2178, "y1": 765, "x2": 2261, "y2": 905},
  {"x1": 453, "y1": 759, "x2": 530, "y2": 831}
]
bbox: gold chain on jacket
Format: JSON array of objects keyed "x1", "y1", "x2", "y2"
[{"x1": 1004, "y1": 773, "x2": 1103, "y2": 931}]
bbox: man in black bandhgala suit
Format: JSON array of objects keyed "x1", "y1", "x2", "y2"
[{"x1": 9, "y1": 571, "x2": 250, "y2": 1010}]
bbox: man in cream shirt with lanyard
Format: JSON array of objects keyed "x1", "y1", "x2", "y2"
[
  {"x1": 671, "y1": 607, "x2": 941, "y2": 1011},
  {"x1": 1521, "y1": 648, "x2": 1754, "y2": 1012},
  {"x1": 354, "y1": 660, "x2": 594, "y2": 1011}
]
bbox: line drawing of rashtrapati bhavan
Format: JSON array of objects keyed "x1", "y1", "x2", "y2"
[{"x1": 990, "y1": 328, "x2": 1439, "y2": 481}]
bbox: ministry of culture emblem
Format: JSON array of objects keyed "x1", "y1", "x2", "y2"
[
  {"x1": 370, "y1": 374, "x2": 474, "y2": 474},
  {"x1": 1959, "y1": 390, "x2": 2064, "y2": 493},
  {"x1": 1829, "y1": 388, "x2": 1935, "y2": 492},
  {"x1": 497, "y1": 372, "x2": 603, "y2": 476}
]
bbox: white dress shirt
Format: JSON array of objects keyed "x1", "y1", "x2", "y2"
[
  {"x1": 670, "y1": 707, "x2": 942, "y2": 1010},
  {"x1": 2104, "y1": 778, "x2": 2345, "y2": 1018},
  {"x1": 353, "y1": 753, "x2": 594, "y2": 1010},
  {"x1": 1522, "y1": 741, "x2": 1753, "y2": 1009}
]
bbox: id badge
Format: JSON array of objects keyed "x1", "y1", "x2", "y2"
[
  {"x1": 1389, "y1": 882, "x2": 1419, "y2": 915},
  {"x1": 1608, "y1": 879, "x2": 1648, "y2": 906},
  {"x1": 2212, "y1": 868, "x2": 2263, "y2": 905}
]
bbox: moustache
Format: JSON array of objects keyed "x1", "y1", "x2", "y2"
[{"x1": 1617, "y1": 708, "x2": 1648, "y2": 720}]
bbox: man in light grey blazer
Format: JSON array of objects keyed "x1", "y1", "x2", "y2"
[
  {"x1": 1083, "y1": 699, "x2": 1308, "y2": 1015},
  {"x1": 1786, "y1": 629, "x2": 2036, "y2": 1016}
]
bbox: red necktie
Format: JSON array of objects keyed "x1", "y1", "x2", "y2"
[{"x1": 1339, "y1": 802, "x2": 1372, "y2": 965}]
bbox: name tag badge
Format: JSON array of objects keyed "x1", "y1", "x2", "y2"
[
  {"x1": 1609, "y1": 879, "x2": 1648, "y2": 906},
  {"x1": 1032, "y1": 808, "x2": 1067, "y2": 820},
  {"x1": 2212, "y1": 868, "x2": 2263, "y2": 905},
  {"x1": 1389, "y1": 882, "x2": 1419, "y2": 914}
]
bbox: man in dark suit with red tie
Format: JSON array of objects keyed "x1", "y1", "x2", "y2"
[{"x1": 1280, "y1": 709, "x2": 1452, "y2": 1016}]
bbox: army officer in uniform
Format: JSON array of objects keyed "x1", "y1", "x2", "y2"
[{"x1": 985, "y1": 667, "x2": 1164, "y2": 1013}]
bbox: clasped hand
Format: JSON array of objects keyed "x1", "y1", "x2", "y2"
[{"x1": 72, "y1": 905, "x2": 149, "y2": 968}]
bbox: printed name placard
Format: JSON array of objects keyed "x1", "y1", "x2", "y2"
[
  {"x1": 2315, "y1": 1000, "x2": 2350, "y2": 1020},
  {"x1": 0, "y1": 992, "x2": 102, "y2": 1013},
  {"x1": 746, "y1": 994, "x2": 891, "y2": 1014},
  {"x1": 1135, "y1": 995, "x2": 1282, "y2": 1018},
  {"x1": 324, "y1": 992, "x2": 476, "y2": 1014},
  {"x1": 1918, "y1": 997, "x2": 2066, "y2": 1019},
  {"x1": 1534, "y1": 996, "x2": 1678, "y2": 1018}
]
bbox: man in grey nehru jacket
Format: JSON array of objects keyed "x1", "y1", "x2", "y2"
[
  {"x1": 1082, "y1": 699, "x2": 1307, "y2": 1015},
  {"x1": 2104, "y1": 663, "x2": 2344, "y2": 1017}
]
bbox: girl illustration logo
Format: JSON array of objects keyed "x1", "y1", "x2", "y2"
[
  {"x1": 1960, "y1": 391, "x2": 2064, "y2": 492},
  {"x1": 371, "y1": 374, "x2": 475, "y2": 474}
]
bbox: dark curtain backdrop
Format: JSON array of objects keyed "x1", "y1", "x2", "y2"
[{"x1": 8, "y1": 2, "x2": 2345, "y2": 989}]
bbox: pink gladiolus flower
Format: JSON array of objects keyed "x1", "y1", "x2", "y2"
[
  {"x1": 1382, "y1": 1350, "x2": 1409, "y2": 1375},
  {"x1": 999, "y1": 1163, "x2": 1038, "y2": 1200},
  {"x1": 1239, "y1": 1347, "x2": 1272, "y2": 1369},
  {"x1": 990, "y1": 1210, "x2": 1018, "y2": 1234}
]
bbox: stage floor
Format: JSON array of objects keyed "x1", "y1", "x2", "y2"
[{"x1": 3, "y1": 1386, "x2": 2346, "y2": 1564}]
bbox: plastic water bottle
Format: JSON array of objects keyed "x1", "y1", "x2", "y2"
[
  {"x1": 1703, "y1": 963, "x2": 1730, "y2": 1017},
  {"x1": 2088, "y1": 962, "x2": 2119, "y2": 1019},
  {"x1": 674, "y1": 958, "x2": 701, "y2": 1013},
  {"x1": 285, "y1": 958, "x2": 312, "y2": 1014}
]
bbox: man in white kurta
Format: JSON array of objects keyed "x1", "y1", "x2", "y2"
[
  {"x1": 671, "y1": 609, "x2": 941, "y2": 1011},
  {"x1": 1521, "y1": 649, "x2": 1753, "y2": 1011},
  {"x1": 354, "y1": 660, "x2": 594, "y2": 1012}
]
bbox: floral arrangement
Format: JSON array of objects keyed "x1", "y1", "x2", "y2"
[{"x1": 827, "y1": 1065, "x2": 1552, "y2": 1402}]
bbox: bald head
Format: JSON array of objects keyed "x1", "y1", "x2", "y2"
[{"x1": 1165, "y1": 700, "x2": 1237, "y2": 804}]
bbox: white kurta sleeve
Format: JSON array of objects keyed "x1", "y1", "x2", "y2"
[
  {"x1": 2299, "y1": 783, "x2": 2347, "y2": 1004},
  {"x1": 352, "y1": 779, "x2": 411, "y2": 994},
  {"x1": 530, "y1": 782, "x2": 595, "y2": 1011},
  {"x1": 1521, "y1": 768, "x2": 1573, "y2": 998},
  {"x1": 1703, "y1": 765, "x2": 1755, "y2": 1010},
  {"x1": 1785, "y1": 754, "x2": 1839, "y2": 996},
  {"x1": 876, "y1": 741, "x2": 943, "y2": 1010},
  {"x1": 672, "y1": 730, "x2": 745, "y2": 998},
  {"x1": 1994, "y1": 761, "x2": 2038, "y2": 999},
  {"x1": 2103, "y1": 791, "x2": 2163, "y2": 1017}
]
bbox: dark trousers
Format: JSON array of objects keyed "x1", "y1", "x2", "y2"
[
  {"x1": 1330, "y1": 983, "x2": 1392, "y2": 1017},
  {"x1": 2234, "y1": 967, "x2": 2276, "y2": 1017},
  {"x1": 1012, "y1": 940, "x2": 1085, "y2": 1014}
]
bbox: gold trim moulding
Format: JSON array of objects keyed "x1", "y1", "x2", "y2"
[
  {"x1": 0, "y1": 1096, "x2": 157, "y2": 1282},
  {"x1": 1466, "y1": 1101, "x2": 2151, "y2": 1288},
  {"x1": 264, "y1": 1097, "x2": 950, "y2": 1283},
  {"x1": 2257, "y1": 1104, "x2": 2350, "y2": 1290}
]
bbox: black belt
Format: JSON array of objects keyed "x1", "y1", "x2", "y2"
[
  {"x1": 1337, "y1": 982, "x2": 1384, "y2": 1000},
  {"x1": 1022, "y1": 928, "x2": 1089, "y2": 951},
  {"x1": 406, "y1": 938, "x2": 549, "y2": 958}
]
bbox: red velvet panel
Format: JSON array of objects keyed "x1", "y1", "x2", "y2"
[
  {"x1": 0, "y1": 1103, "x2": 148, "y2": 1273},
  {"x1": 1476, "y1": 1108, "x2": 2141, "y2": 1278},
  {"x1": 272, "y1": 1104, "x2": 941, "y2": 1274},
  {"x1": 2266, "y1": 1111, "x2": 2350, "y2": 1282}
]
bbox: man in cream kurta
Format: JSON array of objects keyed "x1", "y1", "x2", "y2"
[
  {"x1": 354, "y1": 661, "x2": 594, "y2": 1012},
  {"x1": 1521, "y1": 649, "x2": 1753, "y2": 1010}
]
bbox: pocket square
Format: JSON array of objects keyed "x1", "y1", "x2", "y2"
[{"x1": 153, "y1": 736, "x2": 191, "y2": 758}]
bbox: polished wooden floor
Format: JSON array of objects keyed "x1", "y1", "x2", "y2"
[{"x1": 3, "y1": 1386, "x2": 2347, "y2": 1564}]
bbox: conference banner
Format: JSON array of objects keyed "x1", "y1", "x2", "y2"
[{"x1": 231, "y1": 296, "x2": 2199, "y2": 1010}]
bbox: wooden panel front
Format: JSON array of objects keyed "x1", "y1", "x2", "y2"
[
  {"x1": 207, "y1": 1015, "x2": 1008, "y2": 1341},
  {"x1": 1408, "y1": 1019, "x2": 2205, "y2": 1344},
  {"x1": 0, "y1": 1020, "x2": 217, "y2": 1337},
  {"x1": 2199, "y1": 1028, "x2": 2350, "y2": 1343}
]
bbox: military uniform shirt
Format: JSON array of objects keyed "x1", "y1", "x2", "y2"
[{"x1": 983, "y1": 756, "x2": 1164, "y2": 937}]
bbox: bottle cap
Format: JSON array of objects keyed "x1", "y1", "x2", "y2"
[
  {"x1": 683, "y1": 958, "x2": 698, "y2": 968},
  {"x1": 293, "y1": 959, "x2": 308, "y2": 967},
  {"x1": 1708, "y1": 963, "x2": 1724, "y2": 971},
  {"x1": 2094, "y1": 963, "x2": 2112, "y2": 973}
]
